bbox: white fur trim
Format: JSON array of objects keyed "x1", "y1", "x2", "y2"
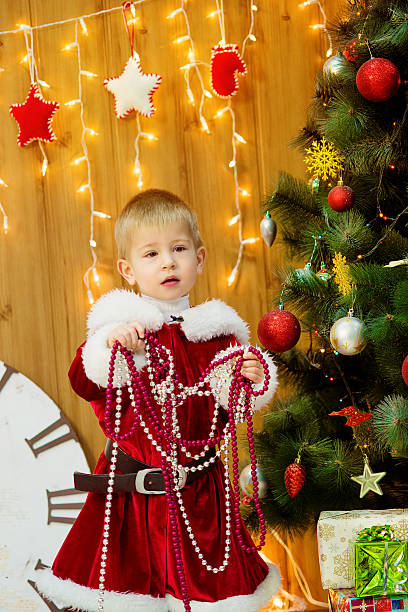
[
  {"x1": 35, "y1": 564, "x2": 280, "y2": 612},
  {"x1": 86, "y1": 290, "x2": 249, "y2": 345},
  {"x1": 35, "y1": 568, "x2": 167, "y2": 611},
  {"x1": 82, "y1": 323, "x2": 146, "y2": 388},
  {"x1": 209, "y1": 344, "x2": 278, "y2": 412},
  {"x1": 167, "y1": 564, "x2": 280, "y2": 611},
  {"x1": 180, "y1": 299, "x2": 249, "y2": 345}
]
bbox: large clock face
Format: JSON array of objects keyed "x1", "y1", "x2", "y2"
[{"x1": 0, "y1": 361, "x2": 89, "y2": 611}]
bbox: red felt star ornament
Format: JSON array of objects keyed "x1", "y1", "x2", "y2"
[
  {"x1": 9, "y1": 83, "x2": 59, "y2": 147},
  {"x1": 330, "y1": 405, "x2": 372, "y2": 427}
]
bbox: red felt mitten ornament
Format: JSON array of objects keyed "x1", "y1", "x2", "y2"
[
  {"x1": 9, "y1": 83, "x2": 59, "y2": 147},
  {"x1": 210, "y1": 44, "x2": 247, "y2": 98},
  {"x1": 356, "y1": 58, "x2": 401, "y2": 102},
  {"x1": 402, "y1": 355, "x2": 408, "y2": 385},
  {"x1": 284, "y1": 461, "x2": 306, "y2": 498},
  {"x1": 257, "y1": 307, "x2": 301, "y2": 353},
  {"x1": 328, "y1": 181, "x2": 355, "y2": 212}
]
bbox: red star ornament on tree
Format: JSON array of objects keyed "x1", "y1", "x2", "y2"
[
  {"x1": 330, "y1": 405, "x2": 372, "y2": 427},
  {"x1": 210, "y1": 43, "x2": 247, "y2": 98},
  {"x1": 104, "y1": 54, "x2": 162, "y2": 118},
  {"x1": 9, "y1": 83, "x2": 59, "y2": 147}
]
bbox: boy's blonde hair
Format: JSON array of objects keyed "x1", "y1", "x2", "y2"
[{"x1": 115, "y1": 189, "x2": 203, "y2": 259}]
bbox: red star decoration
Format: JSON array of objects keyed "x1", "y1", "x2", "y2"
[
  {"x1": 9, "y1": 83, "x2": 59, "y2": 147},
  {"x1": 330, "y1": 405, "x2": 372, "y2": 427}
]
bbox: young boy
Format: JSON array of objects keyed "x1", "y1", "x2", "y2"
[{"x1": 36, "y1": 189, "x2": 280, "y2": 612}]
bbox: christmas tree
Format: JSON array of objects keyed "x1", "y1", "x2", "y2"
[{"x1": 243, "y1": 0, "x2": 408, "y2": 538}]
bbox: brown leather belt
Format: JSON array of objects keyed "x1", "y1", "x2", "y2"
[{"x1": 74, "y1": 439, "x2": 217, "y2": 495}]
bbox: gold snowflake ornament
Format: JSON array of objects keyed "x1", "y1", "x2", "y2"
[
  {"x1": 305, "y1": 138, "x2": 344, "y2": 181},
  {"x1": 333, "y1": 252, "x2": 352, "y2": 296}
]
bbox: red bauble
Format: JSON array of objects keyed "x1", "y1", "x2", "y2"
[
  {"x1": 344, "y1": 38, "x2": 361, "y2": 63},
  {"x1": 328, "y1": 184, "x2": 355, "y2": 212},
  {"x1": 257, "y1": 308, "x2": 301, "y2": 353},
  {"x1": 284, "y1": 462, "x2": 306, "y2": 498},
  {"x1": 356, "y1": 58, "x2": 401, "y2": 102},
  {"x1": 402, "y1": 355, "x2": 408, "y2": 385},
  {"x1": 210, "y1": 43, "x2": 247, "y2": 98}
]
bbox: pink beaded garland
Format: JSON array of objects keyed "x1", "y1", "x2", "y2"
[{"x1": 101, "y1": 333, "x2": 268, "y2": 612}]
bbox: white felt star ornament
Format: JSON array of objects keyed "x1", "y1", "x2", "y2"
[
  {"x1": 104, "y1": 54, "x2": 161, "y2": 119},
  {"x1": 351, "y1": 457, "x2": 386, "y2": 498}
]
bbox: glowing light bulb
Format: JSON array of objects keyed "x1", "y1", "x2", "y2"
[
  {"x1": 89, "y1": 239, "x2": 97, "y2": 248},
  {"x1": 3, "y1": 216, "x2": 8, "y2": 234},
  {"x1": 229, "y1": 160, "x2": 236, "y2": 168},
  {"x1": 167, "y1": 8, "x2": 183, "y2": 18},
  {"x1": 228, "y1": 215, "x2": 240, "y2": 226},
  {"x1": 71, "y1": 156, "x2": 87, "y2": 166},
  {"x1": 200, "y1": 117, "x2": 210, "y2": 133},
  {"x1": 79, "y1": 18, "x2": 88, "y2": 35},
  {"x1": 80, "y1": 70, "x2": 98, "y2": 78},
  {"x1": 207, "y1": 10, "x2": 220, "y2": 18},
  {"x1": 234, "y1": 132, "x2": 247, "y2": 144},
  {"x1": 242, "y1": 237, "x2": 259, "y2": 244},
  {"x1": 62, "y1": 42, "x2": 78, "y2": 51},
  {"x1": 251, "y1": 4, "x2": 258, "y2": 10},
  {"x1": 20, "y1": 54, "x2": 29, "y2": 64},
  {"x1": 92, "y1": 267, "x2": 100, "y2": 285},
  {"x1": 85, "y1": 128, "x2": 98, "y2": 136},
  {"x1": 273, "y1": 598, "x2": 284, "y2": 608},
  {"x1": 77, "y1": 184, "x2": 89, "y2": 193},
  {"x1": 310, "y1": 23, "x2": 325, "y2": 30},
  {"x1": 138, "y1": 177, "x2": 144, "y2": 189},
  {"x1": 41, "y1": 157, "x2": 48, "y2": 177},
  {"x1": 87, "y1": 288, "x2": 94, "y2": 305},
  {"x1": 187, "y1": 89, "x2": 195, "y2": 105},
  {"x1": 65, "y1": 99, "x2": 81, "y2": 106},
  {"x1": 227, "y1": 270, "x2": 237, "y2": 286},
  {"x1": 215, "y1": 107, "x2": 228, "y2": 118},
  {"x1": 134, "y1": 164, "x2": 141, "y2": 176},
  {"x1": 93, "y1": 211, "x2": 112, "y2": 219},
  {"x1": 326, "y1": 47, "x2": 333, "y2": 57},
  {"x1": 248, "y1": 34, "x2": 256, "y2": 41},
  {"x1": 0, "y1": 179, "x2": 8, "y2": 187},
  {"x1": 238, "y1": 188, "x2": 250, "y2": 197},
  {"x1": 174, "y1": 35, "x2": 190, "y2": 44},
  {"x1": 203, "y1": 90, "x2": 213, "y2": 99},
  {"x1": 188, "y1": 49, "x2": 195, "y2": 62},
  {"x1": 38, "y1": 79, "x2": 50, "y2": 88},
  {"x1": 141, "y1": 132, "x2": 159, "y2": 141},
  {"x1": 130, "y1": 3, "x2": 136, "y2": 18}
]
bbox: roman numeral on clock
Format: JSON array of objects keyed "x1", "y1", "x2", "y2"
[
  {"x1": 47, "y1": 488, "x2": 85, "y2": 524},
  {"x1": 28, "y1": 560, "x2": 68, "y2": 611},
  {"x1": 0, "y1": 363, "x2": 18, "y2": 392},
  {"x1": 25, "y1": 411, "x2": 79, "y2": 457}
]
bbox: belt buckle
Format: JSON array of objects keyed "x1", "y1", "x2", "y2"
[
  {"x1": 135, "y1": 468, "x2": 164, "y2": 495},
  {"x1": 177, "y1": 466, "x2": 187, "y2": 490}
]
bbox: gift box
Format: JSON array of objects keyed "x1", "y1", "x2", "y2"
[
  {"x1": 318, "y1": 509, "x2": 408, "y2": 589},
  {"x1": 329, "y1": 588, "x2": 408, "y2": 612},
  {"x1": 355, "y1": 526, "x2": 408, "y2": 597}
]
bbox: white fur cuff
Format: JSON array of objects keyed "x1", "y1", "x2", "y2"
[
  {"x1": 209, "y1": 344, "x2": 278, "y2": 412},
  {"x1": 82, "y1": 323, "x2": 146, "y2": 388}
]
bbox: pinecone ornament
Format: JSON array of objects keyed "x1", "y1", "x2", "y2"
[{"x1": 284, "y1": 461, "x2": 306, "y2": 498}]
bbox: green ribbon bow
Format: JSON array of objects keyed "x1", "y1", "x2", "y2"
[{"x1": 356, "y1": 525, "x2": 407, "y2": 596}]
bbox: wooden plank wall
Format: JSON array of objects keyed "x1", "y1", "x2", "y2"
[{"x1": 0, "y1": 0, "x2": 344, "y2": 606}]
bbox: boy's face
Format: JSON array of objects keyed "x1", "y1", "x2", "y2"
[{"x1": 117, "y1": 220, "x2": 206, "y2": 300}]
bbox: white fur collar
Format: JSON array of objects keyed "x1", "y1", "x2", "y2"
[{"x1": 87, "y1": 289, "x2": 249, "y2": 344}]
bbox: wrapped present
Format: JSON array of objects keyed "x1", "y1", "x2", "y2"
[
  {"x1": 318, "y1": 509, "x2": 408, "y2": 589},
  {"x1": 355, "y1": 525, "x2": 408, "y2": 597},
  {"x1": 329, "y1": 588, "x2": 408, "y2": 612}
]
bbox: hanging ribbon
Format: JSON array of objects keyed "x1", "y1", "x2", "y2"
[{"x1": 122, "y1": 1, "x2": 136, "y2": 57}]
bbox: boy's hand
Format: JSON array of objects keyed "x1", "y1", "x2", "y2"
[
  {"x1": 107, "y1": 321, "x2": 145, "y2": 351},
  {"x1": 241, "y1": 351, "x2": 264, "y2": 385}
]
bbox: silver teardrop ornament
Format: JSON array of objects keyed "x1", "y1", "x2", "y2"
[{"x1": 260, "y1": 212, "x2": 277, "y2": 247}]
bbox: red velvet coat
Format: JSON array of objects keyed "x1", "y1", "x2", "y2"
[{"x1": 36, "y1": 291, "x2": 280, "y2": 612}]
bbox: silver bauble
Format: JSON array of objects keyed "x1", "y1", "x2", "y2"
[
  {"x1": 323, "y1": 55, "x2": 346, "y2": 76},
  {"x1": 260, "y1": 213, "x2": 277, "y2": 247},
  {"x1": 239, "y1": 465, "x2": 267, "y2": 498},
  {"x1": 330, "y1": 315, "x2": 367, "y2": 356}
]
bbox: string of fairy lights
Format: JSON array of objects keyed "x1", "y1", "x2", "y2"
[{"x1": 0, "y1": 0, "x2": 332, "y2": 305}]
